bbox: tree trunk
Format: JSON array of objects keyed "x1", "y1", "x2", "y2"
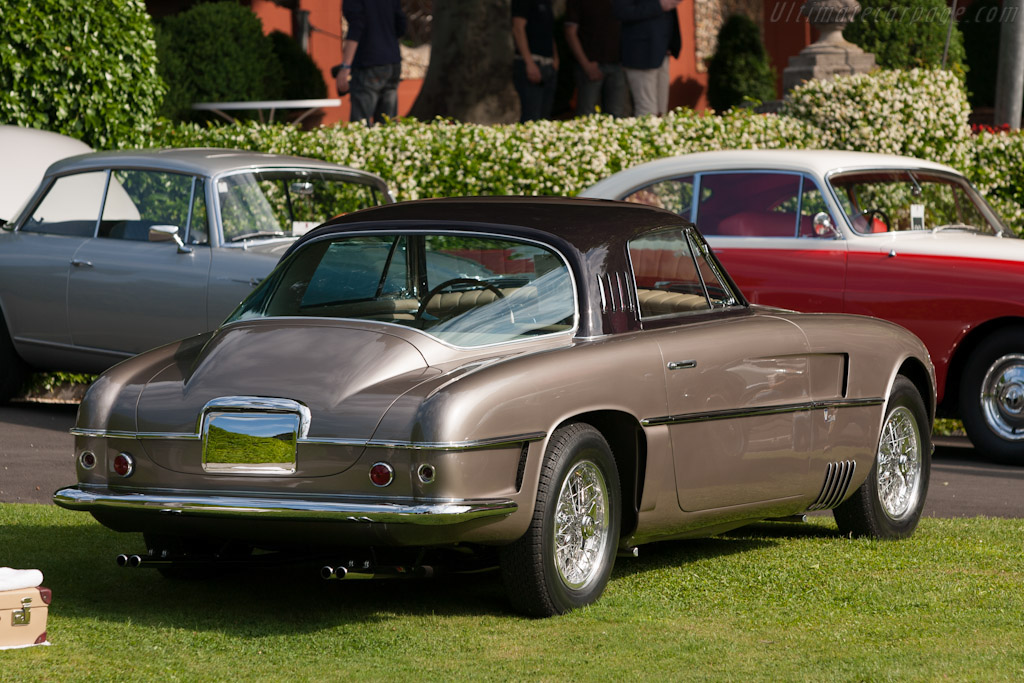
[{"x1": 410, "y1": 0, "x2": 519, "y2": 123}]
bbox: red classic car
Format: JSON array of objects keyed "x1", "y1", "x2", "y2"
[{"x1": 582, "y1": 149, "x2": 1024, "y2": 464}]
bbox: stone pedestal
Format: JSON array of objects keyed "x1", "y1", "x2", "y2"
[{"x1": 782, "y1": 0, "x2": 876, "y2": 93}]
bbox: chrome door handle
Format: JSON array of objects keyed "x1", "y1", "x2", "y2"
[
  {"x1": 667, "y1": 360, "x2": 697, "y2": 370},
  {"x1": 70, "y1": 259, "x2": 93, "y2": 268}
]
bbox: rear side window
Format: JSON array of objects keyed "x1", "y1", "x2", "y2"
[
  {"x1": 629, "y1": 228, "x2": 738, "y2": 319},
  {"x1": 695, "y1": 172, "x2": 803, "y2": 237},
  {"x1": 623, "y1": 176, "x2": 695, "y2": 218},
  {"x1": 22, "y1": 171, "x2": 107, "y2": 237}
]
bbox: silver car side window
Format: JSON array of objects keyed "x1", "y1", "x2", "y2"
[
  {"x1": 98, "y1": 169, "x2": 194, "y2": 242},
  {"x1": 22, "y1": 171, "x2": 107, "y2": 237},
  {"x1": 629, "y1": 229, "x2": 711, "y2": 318}
]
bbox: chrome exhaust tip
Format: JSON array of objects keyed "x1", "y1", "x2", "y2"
[
  {"x1": 116, "y1": 554, "x2": 129, "y2": 567},
  {"x1": 320, "y1": 565, "x2": 348, "y2": 580}
]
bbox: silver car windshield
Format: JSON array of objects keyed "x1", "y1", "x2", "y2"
[
  {"x1": 828, "y1": 170, "x2": 1010, "y2": 236},
  {"x1": 228, "y1": 233, "x2": 576, "y2": 347},
  {"x1": 217, "y1": 170, "x2": 384, "y2": 243}
]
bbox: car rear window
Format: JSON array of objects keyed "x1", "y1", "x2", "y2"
[{"x1": 228, "y1": 232, "x2": 576, "y2": 347}]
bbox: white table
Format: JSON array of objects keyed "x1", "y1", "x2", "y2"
[{"x1": 191, "y1": 99, "x2": 342, "y2": 124}]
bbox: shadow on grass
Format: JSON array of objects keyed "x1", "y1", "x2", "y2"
[
  {"x1": 2, "y1": 514, "x2": 841, "y2": 627},
  {"x1": 611, "y1": 518, "x2": 836, "y2": 579}
]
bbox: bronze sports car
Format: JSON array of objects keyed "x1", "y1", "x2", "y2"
[{"x1": 54, "y1": 197, "x2": 935, "y2": 617}]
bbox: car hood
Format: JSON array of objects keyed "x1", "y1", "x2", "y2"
[{"x1": 135, "y1": 319, "x2": 440, "y2": 440}]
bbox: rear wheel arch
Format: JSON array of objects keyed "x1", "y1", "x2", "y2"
[
  {"x1": 551, "y1": 410, "x2": 646, "y2": 540},
  {"x1": 896, "y1": 358, "x2": 935, "y2": 425},
  {"x1": 0, "y1": 306, "x2": 29, "y2": 402}
]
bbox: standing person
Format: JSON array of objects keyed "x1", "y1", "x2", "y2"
[
  {"x1": 511, "y1": 0, "x2": 559, "y2": 122},
  {"x1": 565, "y1": 0, "x2": 627, "y2": 118},
  {"x1": 613, "y1": 0, "x2": 682, "y2": 117},
  {"x1": 336, "y1": 0, "x2": 407, "y2": 125}
]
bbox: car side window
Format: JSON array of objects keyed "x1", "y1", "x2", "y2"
[
  {"x1": 623, "y1": 176, "x2": 695, "y2": 218},
  {"x1": 630, "y1": 229, "x2": 711, "y2": 318},
  {"x1": 22, "y1": 171, "x2": 108, "y2": 237},
  {"x1": 695, "y1": 172, "x2": 802, "y2": 237},
  {"x1": 98, "y1": 169, "x2": 195, "y2": 242}
]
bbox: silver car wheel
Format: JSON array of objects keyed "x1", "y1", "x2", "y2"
[
  {"x1": 553, "y1": 460, "x2": 610, "y2": 590},
  {"x1": 876, "y1": 405, "x2": 924, "y2": 521},
  {"x1": 979, "y1": 354, "x2": 1024, "y2": 441}
]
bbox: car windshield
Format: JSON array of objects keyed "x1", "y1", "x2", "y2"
[
  {"x1": 828, "y1": 170, "x2": 1009, "y2": 236},
  {"x1": 228, "y1": 232, "x2": 577, "y2": 347},
  {"x1": 217, "y1": 169, "x2": 385, "y2": 242}
]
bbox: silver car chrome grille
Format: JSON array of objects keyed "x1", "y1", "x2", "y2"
[{"x1": 808, "y1": 460, "x2": 856, "y2": 510}]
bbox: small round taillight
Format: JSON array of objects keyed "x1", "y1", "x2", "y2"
[
  {"x1": 417, "y1": 464, "x2": 435, "y2": 484},
  {"x1": 79, "y1": 451, "x2": 96, "y2": 470},
  {"x1": 369, "y1": 462, "x2": 394, "y2": 487},
  {"x1": 112, "y1": 452, "x2": 135, "y2": 477}
]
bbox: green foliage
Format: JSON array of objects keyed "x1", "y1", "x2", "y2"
[
  {"x1": 0, "y1": 0, "x2": 164, "y2": 148},
  {"x1": 706, "y1": 14, "x2": 777, "y2": 112},
  {"x1": 846, "y1": 0, "x2": 966, "y2": 71},
  {"x1": 960, "y1": 0, "x2": 1000, "y2": 108},
  {"x1": 269, "y1": 31, "x2": 327, "y2": 101},
  {"x1": 155, "y1": 1, "x2": 284, "y2": 121}
]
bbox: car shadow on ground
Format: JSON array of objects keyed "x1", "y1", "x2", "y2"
[{"x1": 3, "y1": 516, "x2": 841, "y2": 624}]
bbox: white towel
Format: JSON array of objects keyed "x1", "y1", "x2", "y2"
[{"x1": 0, "y1": 567, "x2": 44, "y2": 591}]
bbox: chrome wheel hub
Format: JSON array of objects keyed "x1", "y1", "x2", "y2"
[
  {"x1": 553, "y1": 460, "x2": 610, "y2": 590},
  {"x1": 876, "y1": 405, "x2": 923, "y2": 521},
  {"x1": 980, "y1": 354, "x2": 1024, "y2": 441}
]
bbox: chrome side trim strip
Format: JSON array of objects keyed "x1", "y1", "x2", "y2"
[
  {"x1": 641, "y1": 397, "x2": 884, "y2": 427},
  {"x1": 53, "y1": 486, "x2": 516, "y2": 525},
  {"x1": 71, "y1": 428, "x2": 548, "y2": 451}
]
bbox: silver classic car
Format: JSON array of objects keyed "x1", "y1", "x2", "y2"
[
  {"x1": 55, "y1": 198, "x2": 934, "y2": 616},
  {"x1": 0, "y1": 148, "x2": 393, "y2": 399}
]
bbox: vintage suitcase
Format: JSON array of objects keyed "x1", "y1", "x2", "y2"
[{"x1": 0, "y1": 586, "x2": 51, "y2": 649}]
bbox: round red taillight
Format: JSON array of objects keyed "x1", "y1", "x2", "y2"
[
  {"x1": 79, "y1": 451, "x2": 96, "y2": 470},
  {"x1": 112, "y1": 452, "x2": 135, "y2": 477},
  {"x1": 369, "y1": 462, "x2": 394, "y2": 487}
]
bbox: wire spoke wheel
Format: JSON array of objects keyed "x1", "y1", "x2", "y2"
[
  {"x1": 876, "y1": 405, "x2": 923, "y2": 521},
  {"x1": 553, "y1": 460, "x2": 610, "y2": 590}
]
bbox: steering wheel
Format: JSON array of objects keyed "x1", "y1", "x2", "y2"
[
  {"x1": 415, "y1": 278, "x2": 508, "y2": 322},
  {"x1": 852, "y1": 208, "x2": 891, "y2": 233}
]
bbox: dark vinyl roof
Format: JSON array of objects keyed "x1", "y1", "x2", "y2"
[{"x1": 314, "y1": 196, "x2": 690, "y2": 252}]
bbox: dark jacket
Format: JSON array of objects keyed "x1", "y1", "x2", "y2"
[
  {"x1": 612, "y1": 0, "x2": 681, "y2": 70},
  {"x1": 344, "y1": 0, "x2": 407, "y2": 67}
]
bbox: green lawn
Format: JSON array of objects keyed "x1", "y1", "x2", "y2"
[{"x1": 1, "y1": 504, "x2": 1022, "y2": 681}]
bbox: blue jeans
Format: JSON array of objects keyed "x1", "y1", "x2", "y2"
[
  {"x1": 350, "y1": 63, "x2": 401, "y2": 125},
  {"x1": 574, "y1": 63, "x2": 628, "y2": 118},
  {"x1": 513, "y1": 61, "x2": 557, "y2": 122}
]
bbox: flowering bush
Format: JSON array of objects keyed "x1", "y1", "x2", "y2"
[{"x1": 139, "y1": 69, "x2": 1022, "y2": 234}]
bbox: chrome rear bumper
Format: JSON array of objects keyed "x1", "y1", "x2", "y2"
[{"x1": 53, "y1": 485, "x2": 517, "y2": 525}]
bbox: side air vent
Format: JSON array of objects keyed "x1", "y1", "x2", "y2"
[
  {"x1": 597, "y1": 273, "x2": 635, "y2": 314},
  {"x1": 807, "y1": 460, "x2": 856, "y2": 510}
]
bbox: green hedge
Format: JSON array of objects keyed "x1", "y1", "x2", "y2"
[
  {"x1": 140, "y1": 68, "x2": 1020, "y2": 234},
  {"x1": 0, "y1": 0, "x2": 163, "y2": 148}
]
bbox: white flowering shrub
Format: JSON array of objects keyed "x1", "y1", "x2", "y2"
[{"x1": 142, "y1": 69, "x2": 1023, "y2": 234}]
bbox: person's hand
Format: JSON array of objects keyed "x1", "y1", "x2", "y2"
[
  {"x1": 335, "y1": 67, "x2": 351, "y2": 95},
  {"x1": 583, "y1": 60, "x2": 603, "y2": 81},
  {"x1": 526, "y1": 60, "x2": 542, "y2": 84},
  {"x1": 659, "y1": 0, "x2": 681, "y2": 9}
]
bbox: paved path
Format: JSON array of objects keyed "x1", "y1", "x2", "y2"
[{"x1": 1, "y1": 403, "x2": 1022, "y2": 517}]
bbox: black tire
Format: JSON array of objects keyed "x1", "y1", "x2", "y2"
[
  {"x1": 834, "y1": 376, "x2": 931, "y2": 539},
  {"x1": 0, "y1": 314, "x2": 29, "y2": 403},
  {"x1": 500, "y1": 423, "x2": 621, "y2": 617},
  {"x1": 959, "y1": 327, "x2": 1024, "y2": 465}
]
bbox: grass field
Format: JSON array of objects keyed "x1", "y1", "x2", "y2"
[{"x1": 1, "y1": 504, "x2": 1022, "y2": 681}]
